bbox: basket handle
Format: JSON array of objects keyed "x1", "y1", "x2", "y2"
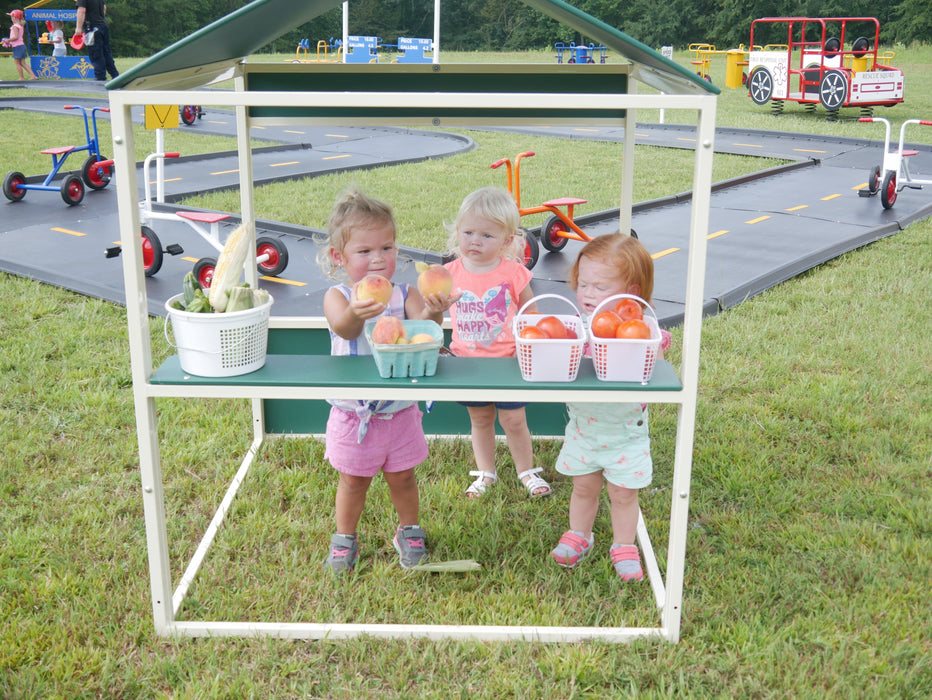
[
  {"x1": 590, "y1": 293, "x2": 657, "y2": 323},
  {"x1": 163, "y1": 314, "x2": 178, "y2": 349},
  {"x1": 516, "y1": 293, "x2": 582, "y2": 318}
]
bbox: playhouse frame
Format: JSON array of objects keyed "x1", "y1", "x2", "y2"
[{"x1": 108, "y1": 0, "x2": 718, "y2": 644}]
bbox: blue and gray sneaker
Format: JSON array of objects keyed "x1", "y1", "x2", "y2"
[
  {"x1": 393, "y1": 525, "x2": 429, "y2": 569},
  {"x1": 324, "y1": 533, "x2": 358, "y2": 574}
]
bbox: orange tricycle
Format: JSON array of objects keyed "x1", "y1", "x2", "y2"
[{"x1": 491, "y1": 151, "x2": 593, "y2": 262}]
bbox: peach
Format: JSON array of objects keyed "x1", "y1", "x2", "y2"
[
  {"x1": 416, "y1": 265, "x2": 454, "y2": 298},
  {"x1": 371, "y1": 316, "x2": 407, "y2": 344},
  {"x1": 356, "y1": 274, "x2": 393, "y2": 305},
  {"x1": 408, "y1": 333, "x2": 436, "y2": 344}
]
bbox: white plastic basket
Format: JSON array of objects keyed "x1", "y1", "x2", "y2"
[
  {"x1": 364, "y1": 319, "x2": 443, "y2": 378},
  {"x1": 164, "y1": 293, "x2": 273, "y2": 377},
  {"x1": 513, "y1": 294, "x2": 586, "y2": 382},
  {"x1": 588, "y1": 293, "x2": 661, "y2": 383}
]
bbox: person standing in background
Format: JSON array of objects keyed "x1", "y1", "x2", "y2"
[{"x1": 75, "y1": 0, "x2": 118, "y2": 81}]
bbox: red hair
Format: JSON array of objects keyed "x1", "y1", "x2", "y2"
[{"x1": 568, "y1": 233, "x2": 654, "y2": 304}]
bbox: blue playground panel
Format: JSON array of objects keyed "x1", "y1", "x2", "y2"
[
  {"x1": 554, "y1": 42, "x2": 608, "y2": 64},
  {"x1": 23, "y1": 6, "x2": 97, "y2": 80},
  {"x1": 345, "y1": 35, "x2": 381, "y2": 63},
  {"x1": 397, "y1": 37, "x2": 433, "y2": 63}
]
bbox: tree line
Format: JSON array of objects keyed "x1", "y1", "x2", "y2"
[{"x1": 46, "y1": 0, "x2": 932, "y2": 58}]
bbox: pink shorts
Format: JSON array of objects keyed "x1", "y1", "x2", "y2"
[{"x1": 324, "y1": 404, "x2": 428, "y2": 477}]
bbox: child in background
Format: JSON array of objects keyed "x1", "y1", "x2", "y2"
[
  {"x1": 50, "y1": 20, "x2": 66, "y2": 58},
  {"x1": 550, "y1": 233, "x2": 671, "y2": 581},
  {"x1": 317, "y1": 187, "x2": 456, "y2": 574},
  {"x1": 444, "y1": 186, "x2": 552, "y2": 500},
  {"x1": 2, "y1": 10, "x2": 37, "y2": 80}
]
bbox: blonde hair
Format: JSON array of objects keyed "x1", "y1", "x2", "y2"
[
  {"x1": 446, "y1": 186, "x2": 526, "y2": 263},
  {"x1": 317, "y1": 187, "x2": 396, "y2": 280},
  {"x1": 568, "y1": 233, "x2": 655, "y2": 304}
]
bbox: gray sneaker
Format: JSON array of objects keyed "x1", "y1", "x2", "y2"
[
  {"x1": 324, "y1": 533, "x2": 358, "y2": 574},
  {"x1": 393, "y1": 525, "x2": 428, "y2": 569}
]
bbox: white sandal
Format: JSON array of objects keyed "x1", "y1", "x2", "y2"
[
  {"x1": 465, "y1": 470, "x2": 497, "y2": 498},
  {"x1": 517, "y1": 468, "x2": 552, "y2": 498}
]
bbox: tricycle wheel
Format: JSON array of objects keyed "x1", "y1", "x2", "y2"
[
  {"x1": 868, "y1": 165, "x2": 881, "y2": 194},
  {"x1": 522, "y1": 232, "x2": 539, "y2": 271},
  {"x1": 141, "y1": 226, "x2": 163, "y2": 277},
  {"x1": 61, "y1": 175, "x2": 85, "y2": 206},
  {"x1": 3, "y1": 171, "x2": 27, "y2": 202},
  {"x1": 82, "y1": 155, "x2": 111, "y2": 189},
  {"x1": 256, "y1": 236, "x2": 289, "y2": 276},
  {"x1": 880, "y1": 170, "x2": 897, "y2": 209},
  {"x1": 541, "y1": 216, "x2": 570, "y2": 252},
  {"x1": 193, "y1": 257, "x2": 217, "y2": 290},
  {"x1": 180, "y1": 106, "x2": 199, "y2": 125}
]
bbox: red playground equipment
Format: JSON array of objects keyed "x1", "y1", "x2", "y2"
[
  {"x1": 491, "y1": 151, "x2": 594, "y2": 267},
  {"x1": 747, "y1": 17, "x2": 904, "y2": 118}
]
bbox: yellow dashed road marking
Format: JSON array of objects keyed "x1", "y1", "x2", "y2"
[
  {"x1": 261, "y1": 276, "x2": 306, "y2": 287},
  {"x1": 733, "y1": 143, "x2": 762, "y2": 148},
  {"x1": 284, "y1": 130, "x2": 305, "y2": 135},
  {"x1": 786, "y1": 205, "x2": 808, "y2": 211},
  {"x1": 323, "y1": 154, "x2": 352, "y2": 160},
  {"x1": 652, "y1": 248, "x2": 679, "y2": 259},
  {"x1": 854, "y1": 183, "x2": 869, "y2": 190},
  {"x1": 707, "y1": 229, "x2": 729, "y2": 240},
  {"x1": 211, "y1": 169, "x2": 239, "y2": 175},
  {"x1": 52, "y1": 227, "x2": 85, "y2": 237},
  {"x1": 745, "y1": 216, "x2": 771, "y2": 225},
  {"x1": 821, "y1": 194, "x2": 841, "y2": 201},
  {"x1": 325, "y1": 134, "x2": 349, "y2": 138},
  {"x1": 270, "y1": 161, "x2": 300, "y2": 167},
  {"x1": 676, "y1": 137, "x2": 697, "y2": 143},
  {"x1": 793, "y1": 148, "x2": 826, "y2": 154}
]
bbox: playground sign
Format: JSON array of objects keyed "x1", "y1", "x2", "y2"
[{"x1": 22, "y1": 6, "x2": 96, "y2": 80}]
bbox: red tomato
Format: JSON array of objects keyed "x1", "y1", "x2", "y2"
[
  {"x1": 591, "y1": 311, "x2": 622, "y2": 338},
  {"x1": 616, "y1": 319, "x2": 651, "y2": 339},
  {"x1": 519, "y1": 326, "x2": 548, "y2": 340},
  {"x1": 536, "y1": 315, "x2": 568, "y2": 339},
  {"x1": 614, "y1": 298, "x2": 644, "y2": 322},
  {"x1": 565, "y1": 328, "x2": 578, "y2": 339}
]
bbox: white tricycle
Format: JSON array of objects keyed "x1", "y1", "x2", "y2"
[
  {"x1": 127, "y1": 151, "x2": 289, "y2": 286},
  {"x1": 859, "y1": 117, "x2": 932, "y2": 210}
]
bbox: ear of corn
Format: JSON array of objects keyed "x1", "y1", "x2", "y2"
[{"x1": 208, "y1": 222, "x2": 252, "y2": 312}]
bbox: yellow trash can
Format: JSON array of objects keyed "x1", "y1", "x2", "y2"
[{"x1": 725, "y1": 49, "x2": 747, "y2": 88}]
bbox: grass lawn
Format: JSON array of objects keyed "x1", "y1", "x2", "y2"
[{"x1": 2, "y1": 46, "x2": 931, "y2": 697}]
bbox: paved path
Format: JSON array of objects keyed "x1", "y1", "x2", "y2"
[{"x1": 2, "y1": 79, "x2": 931, "y2": 323}]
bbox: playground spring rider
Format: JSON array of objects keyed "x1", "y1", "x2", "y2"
[
  {"x1": 859, "y1": 117, "x2": 932, "y2": 210},
  {"x1": 109, "y1": 151, "x2": 290, "y2": 283},
  {"x1": 2, "y1": 105, "x2": 113, "y2": 206}
]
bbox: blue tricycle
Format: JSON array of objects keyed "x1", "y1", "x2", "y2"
[{"x1": 3, "y1": 105, "x2": 113, "y2": 206}]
